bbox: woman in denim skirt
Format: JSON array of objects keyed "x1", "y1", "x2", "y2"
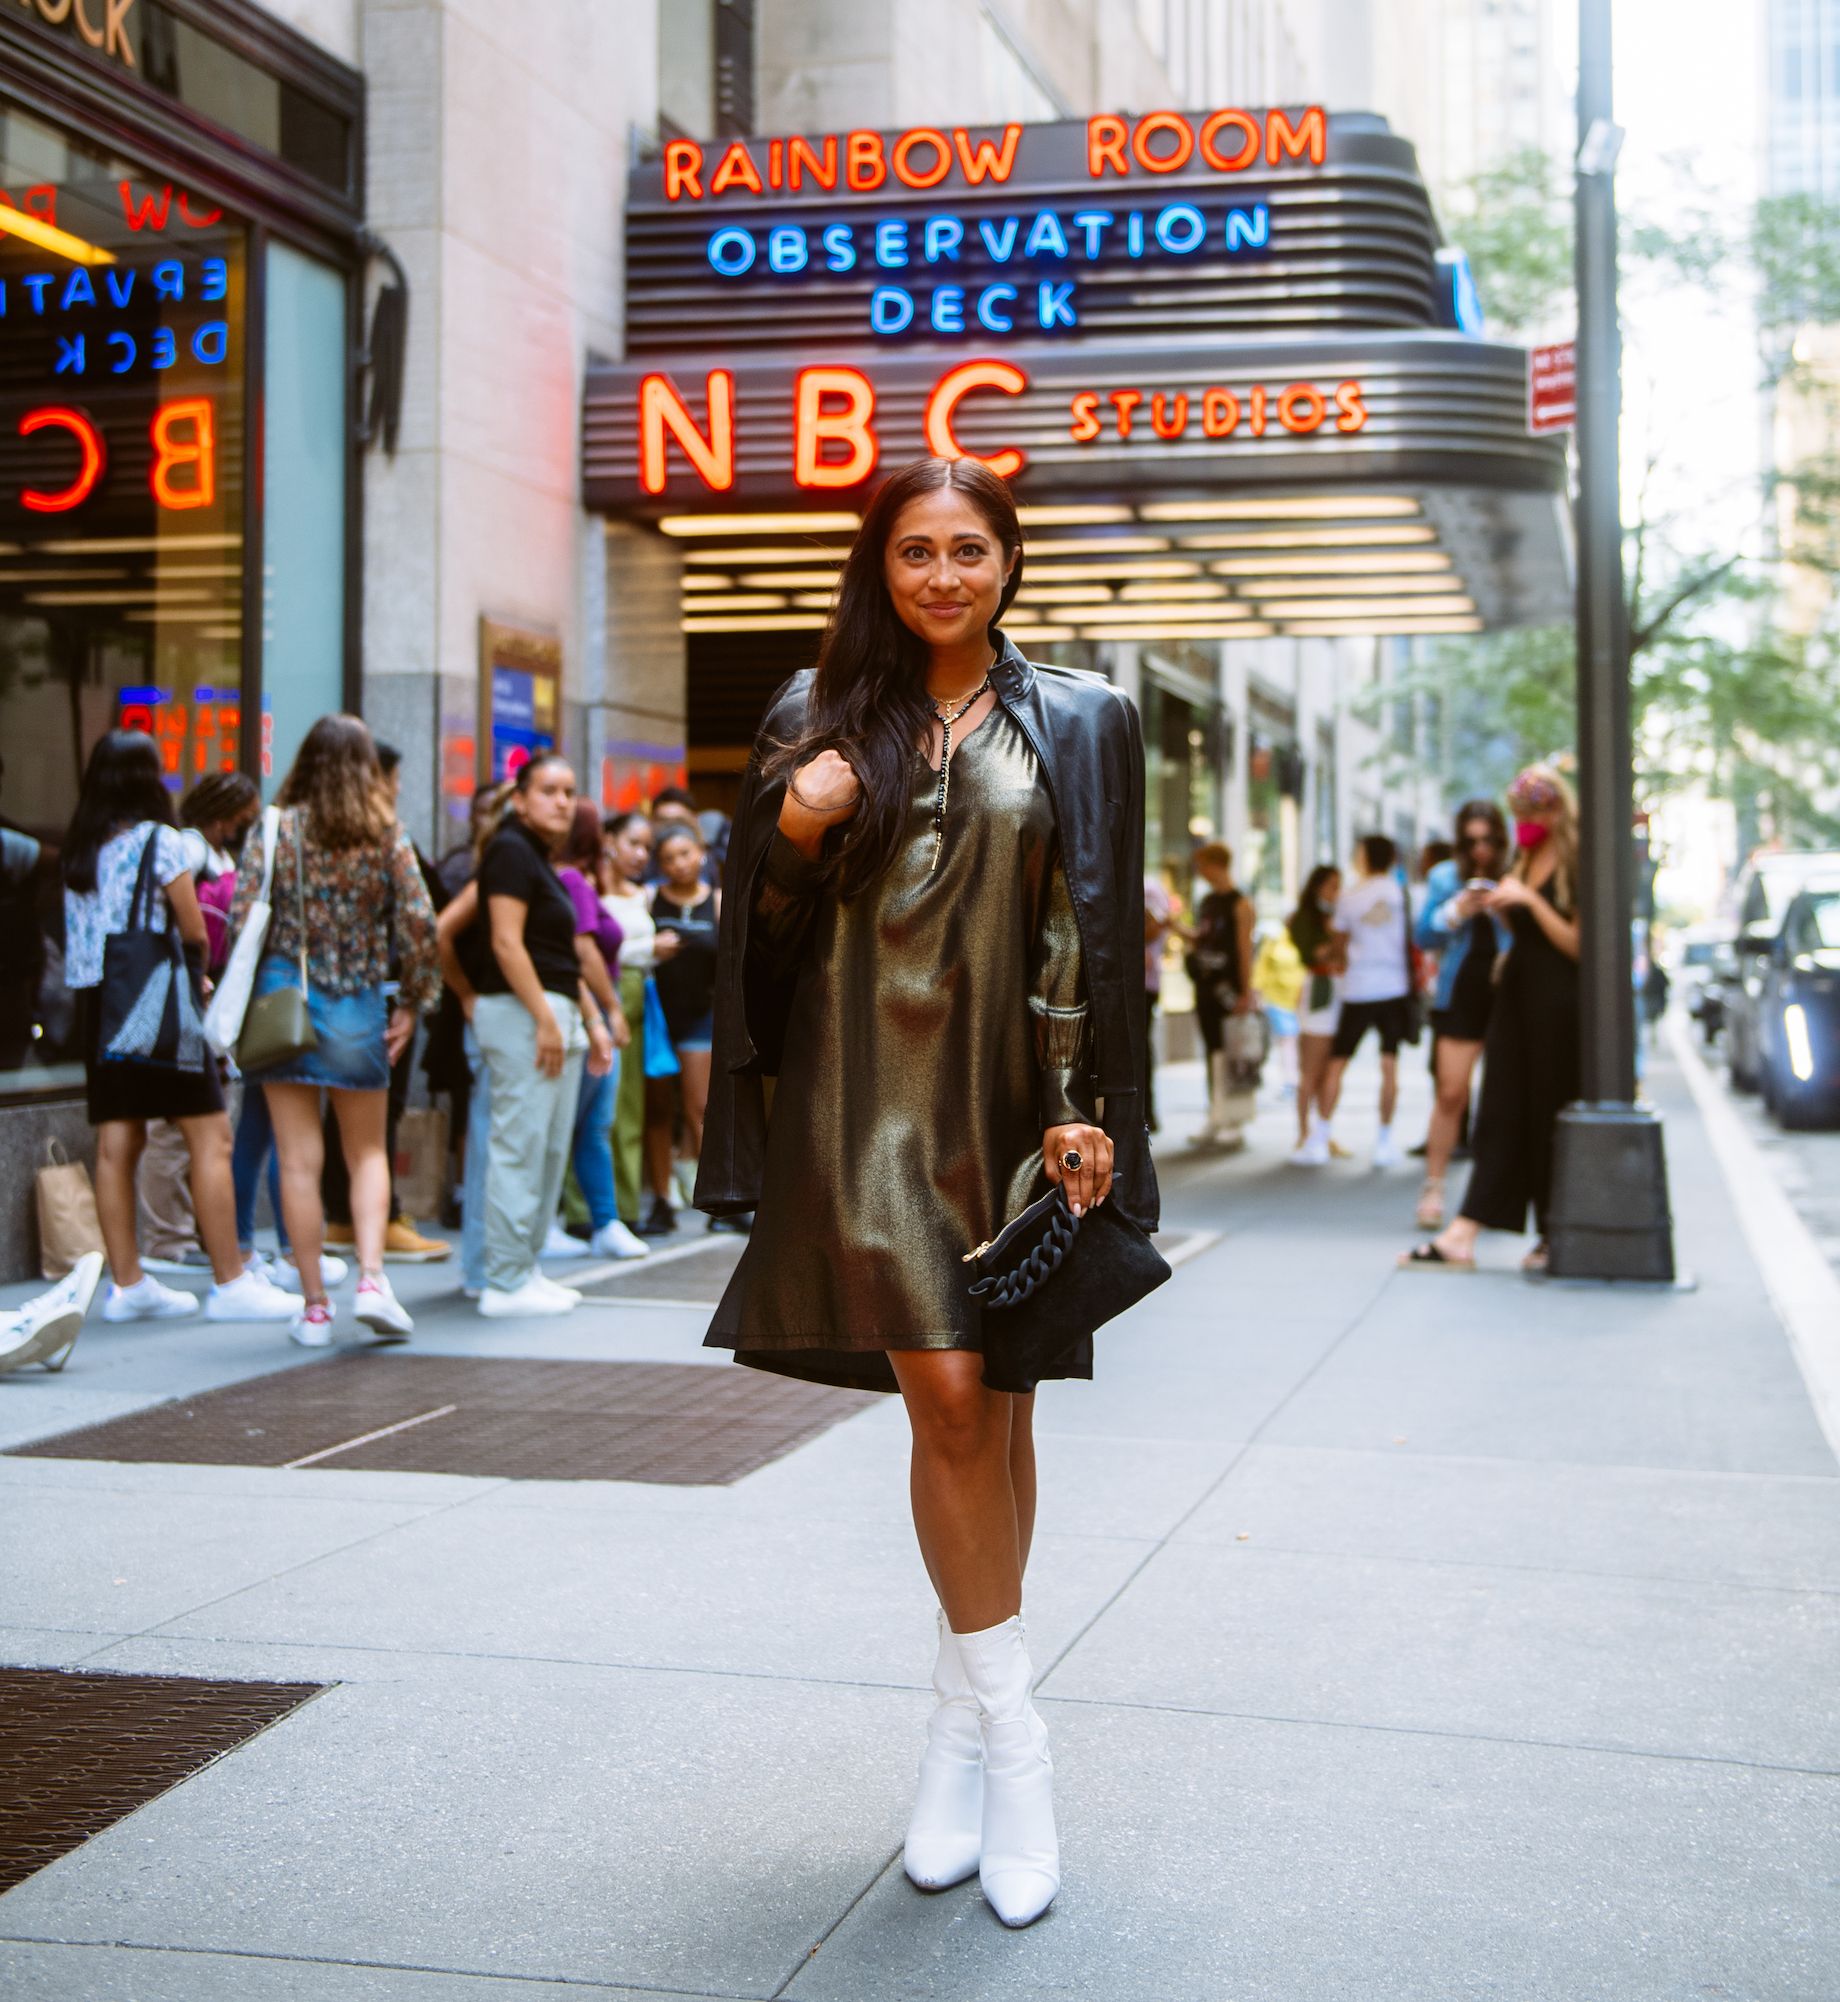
[{"x1": 230, "y1": 715, "x2": 439, "y2": 1346}]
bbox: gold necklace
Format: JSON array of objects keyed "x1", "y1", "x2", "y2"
[{"x1": 924, "y1": 673, "x2": 991, "y2": 876}]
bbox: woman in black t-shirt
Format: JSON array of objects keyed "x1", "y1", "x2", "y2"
[
  {"x1": 640, "y1": 822, "x2": 721, "y2": 1232},
  {"x1": 460, "y1": 754, "x2": 612, "y2": 1315}
]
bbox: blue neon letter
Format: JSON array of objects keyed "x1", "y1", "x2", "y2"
[
  {"x1": 768, "y1": 226, "x2": 809, "y2": 273},
  {"x1": 822, "y1": 223, "x2": 857, "y2": 271},
  {"x1": 199, "y1": 257, "x2": 228, "y2": 301},
  {"x1": 107, "y1": 331, "x2": 135, "y2": 374},
  {"x1": 870, "y1": 286, "x2": 916, "y2": 334},
  {"x1": 924, "y1": 216, "x2": 964, "y2": 263},
  {"x1": 875, "y1": 221, "x2": 909, "y2": 268},
  {"x1": 151, "y1": 326, "x2": 176, "y2": 369},
  {"x1": 192, "y1": 321, "x2": 229, "y2": 364},
  {"x1": 151, "y1": 261, "x2": 183, "y2": 301},
  {"x1": 1070, "y1": 210, "x2": 1113, "y2": 258},
  {"x1": 707, "y1": 228, "x2": 757, "y2": 276},
  {"x1": 931, "y1": 286, "x2": 965, "y2": 333},
  {"x1": 977, "y1": 218, "x2": 1019, "y2": 263},
  {"x1": 976, "y1": 283, "x2": 1017, "y2": 332},
  {"x1": 1125, "y1": 213, "x2": 1145, "y2": 258},
  {"x1": 1154, "y1": 204, "x2": 1204, "y2": 254},
  {"x1": 1225, "y1": 205, "x2": 1271, "y2": 252},
  {"x1": 61, "y1": 269, "x2": 96, "y2": 309},
  {"x1": 54, "y1": 334, "x2": 85, "y2": 373},
  {"x1": 1037, "y1": 281, "x2": 1077, "y2": 329},
  {"x1": 1024, "y1": 211, "x2": 1070, "y2": 259}
]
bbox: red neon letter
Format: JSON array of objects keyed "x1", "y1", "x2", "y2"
[
  {"x1": 1335, "y1": 381, "x2": 1369, "y2": 433},
  {"x1": 789, "y1": 135, "x2": 838, "y2": 191},
  {"x1": 845, "y1": 131, "x2": 886, "y2": 191},
  {"x1": 1131, "y1": 112, "x2": 1194, "y2": 173},
  {"x1": 19, "y1": 406, "x2": 105, "y2": 512},
  {"x1": 1087, "y1": 115, "x2": 1129, "y2": 178},
  {"x1": 1199, "y1": 109, "x2": 1261, "y2": 173},
  {"x1": 1108, "y1": 389, "x2": 1143, "y2": 439},
  {"x1": 892, "y1": 128, "x2": 953, "y2": 190},
  {"x1": 150, "y1": 398, "x2": 216, "y2": 510},
  {"x1": 926, "y1": 360, "x2": 1029, "y2": 480},
  {"x1": 1068, "y1": 392, "x2": 1102, "y2": 444},
  {"x1": 663, "y1": 140, "x2": 704, "y2": 200},
  {"x1": 952, "y1": 124, "x2": 1023, "y2": 185},
  {"x1": 1278, "y1": 384, "x2": 1327, "y2": 434},
  {"x1": 709, "y1": 142, "x2": 765, "y2": 196},
  {"x1": 118, "y1": 179, "x2": 173, "y2": 230},
  {"x1": 794, "y1": 367, "x2": 878, "y2": 489},
  {"x1": 1267, "y1": 106, "x2": 1326, "y2": 166},
  {"x1": 638, "y1": 371, "x2": 735, "y2": 495},
  {"x1": 1202, "y1": 388, "x2": 1240, "y2": 437},
  {"x1": 1150, "y1": 393, "x2": 1190, "y2": 439}
]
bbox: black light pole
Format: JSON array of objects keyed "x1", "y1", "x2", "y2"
[{"x1": 1545, "y1": 0, "x2": 1676, "y2": 1280}]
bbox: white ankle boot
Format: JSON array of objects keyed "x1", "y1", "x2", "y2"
[
  {"x1": 903, "y1": 1611, "x2": 984, "y2": 1890},
  {"x1": 953, "y1": 1614, "x2": 1059, "y2": 1927}
]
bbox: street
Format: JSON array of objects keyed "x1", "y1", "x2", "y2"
[{"x1": 0, "y1": 1046, "x2": 1834, "y2": 2000}]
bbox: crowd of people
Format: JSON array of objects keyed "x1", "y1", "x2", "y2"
[
  {"x1": 1149, "y1": 762, "x2": 1584, "y2": 1271},
  {"x1": 4, "y1": 717, "x2": 737, "y2": 1354}
]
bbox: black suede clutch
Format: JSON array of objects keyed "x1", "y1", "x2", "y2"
[{"x1": 964, "y1": 1185, "x2": 1171, "y2": 1394}]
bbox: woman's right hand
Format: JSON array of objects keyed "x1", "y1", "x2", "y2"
[
  {"x1": 653, "y1": 928, "x2": 682, "y2": 963},
  {"x1": 779, "y1": 749, "x2": 861, "y2": 857},
  {"x1": 533, "y1": 1006, "x2": 564, "y2": 1078}
]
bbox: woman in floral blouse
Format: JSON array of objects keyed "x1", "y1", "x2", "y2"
[{"x1": 230, "y1": 714, "x2": 438, "y2": 1345}]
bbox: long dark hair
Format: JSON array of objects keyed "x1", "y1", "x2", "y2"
[
  {"x1": 1288, "y1": 862, "x2": 1340, "y2": 935},
  {"x1": 767, "y1": 456, "x2": 1024, "y2": 900},
  {"x1": 63, "y1": 730, "x2": 174, "y2": 892},
  {"x1": 1452, "y1": 797, "x2": 1509, "y2": 872}
]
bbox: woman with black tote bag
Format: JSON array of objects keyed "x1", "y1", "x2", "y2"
[{"x1": 61, "y1": 731, "x2": 302, "y2": 1328}]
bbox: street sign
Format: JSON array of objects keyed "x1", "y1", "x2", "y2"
[{"x1": 1529, "y1": 340, "x2": 1577, "y2": 433}]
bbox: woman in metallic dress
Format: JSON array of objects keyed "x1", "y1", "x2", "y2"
[{"x1": 698, "y1": 457, "x2": 1156, "y2": 1928}]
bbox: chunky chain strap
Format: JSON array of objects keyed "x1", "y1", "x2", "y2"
[{"x1": 968, "y1": 1203, "x2": 1081, "y2": 1308}]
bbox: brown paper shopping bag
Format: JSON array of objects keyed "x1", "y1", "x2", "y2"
[
  {"x1": 36, "y1": 1138, "x2": 104, "y2": 1279},
  {"x1": 392, "y1": 1106, "x2": 449, "y2": 1224}
]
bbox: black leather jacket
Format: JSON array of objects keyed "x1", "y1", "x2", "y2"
[{"x1": 695, "y1": 634, "x2": 1159, "y2": 1232}]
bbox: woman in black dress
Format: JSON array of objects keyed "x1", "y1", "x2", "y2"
[
  {"x1": 1402, "y1": 766, "x2": 1581, "y2": 1273},
  {"x1": 698, "y1": 456, "x2": 1153, "y2": 1929}
]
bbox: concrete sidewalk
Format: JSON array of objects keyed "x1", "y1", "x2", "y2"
[{"x1": 0, "y1": 1050, "x2": 1836, "y2": 2000}]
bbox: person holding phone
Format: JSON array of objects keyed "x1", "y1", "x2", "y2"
[{"x1": 1411, "y1": 800, "x2": 1513, "y2": 1227}]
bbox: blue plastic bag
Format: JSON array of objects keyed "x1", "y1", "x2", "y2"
[{"x1": 641, "y1": 976, "x2": 680, "y2": 1079}]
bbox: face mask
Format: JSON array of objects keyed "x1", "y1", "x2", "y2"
[{"x1": 1515, "y1": 820, "x2": 1550, "y2": 852}]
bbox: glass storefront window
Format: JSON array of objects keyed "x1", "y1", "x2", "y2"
[{"x1": 0, "y1": 101, "x2": 247, "y2": 1095}]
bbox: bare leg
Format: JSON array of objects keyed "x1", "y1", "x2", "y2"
[
  {"x1": 1425, "y1": 1038, "x2": 1483, "y2": 1182},
  {"x1": 676, "y1": 1048, "x2": 711, "y2": 1161},
  {"x1": 175, "y1": 1112, "x2": 243, "y2": 1285},
  {"x1": 891, "y1": 1349, "x2": 1024, "y2": 1633},
  {"x1": 643, "y1": 1076, "x2": 676, "y2": 1200},
  {"x1": 1008, "y1": 1391, "x2": 1037, "y2": 1577},
  {"x1": 1296, "y1": 1034, "x2": 1331, "y2": 1144},
  {"x1": 265, "y1": 1083, "x2": 328, "y2": 1302},
  {"x1": 328, "y1": 1089, "x2": 390, "y2": 1279},
  {"x1": 1318, "y1": 1054, "x2": 1350, "y2": 1122},
  {"x1": 94, "y1": 1119, "x2": 148, "y2": 1287},
  {"x1": 1378, "y1": 1053, "x2": 1400, "y2": 1128},
  {"x1": 1432, "y1": 1215, "x2": 1483, "y2": 1261}
]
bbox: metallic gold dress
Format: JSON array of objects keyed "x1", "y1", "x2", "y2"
[{"x1": 704, "y1": 706, "x2": 1091, "y2": 1393}]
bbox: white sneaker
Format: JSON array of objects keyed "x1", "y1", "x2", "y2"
[
  {"x1": 102, "y1": 1275, "x2": 200, "y2": 1323},
  {"x1": 277, "y1": 1251, "x2": 348, "y2": 1288},
  {"x1": 542, "y1": 1224, "x2": 590, "y2": 1260},
  {"x1": 1290, "y1": 1132, "x2": 1330, "y2": 1167},
  {"x1": 205, "y1": 1269, "x2": 305, "y2": 1323},
  {"x1": 0, "y1": 1251, "x2": 104, "y2": 1374},
  {"x1": 1373, "y1": 1128, "x2": 1403, "y2": 1171},
  {"x1": 352, "y1": 1271, "x2": 413, "y2": 1343},
  {"x1": 289, "y1": 1299, "x2": 337, "y2": 1347},
  {"x1": 534, "y1": 1272, "x2": 582, "y2": 1306},
  {"x1": 589, "y1": 1219, "x2": 650, "y2": 1260},
  {"x1": 478, "y1": 1277, "x2": 576, "y2": 1318}
]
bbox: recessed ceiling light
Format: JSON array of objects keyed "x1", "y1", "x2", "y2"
[
  {"x1": 681, "y1": 612, "x2": 829, "y2": 632},
  {"x1": 1139, "y1": 497, "x2": 1421, "y2": 522},
  {"x1": 1077, "y1": 622, "x2": 1275, "y2": 641},
  {"x1": 660, "y1": 512, "x2": 861, "y2": 536},
  {"x1": 682, "y1": 546, "x2": 847, "y2": 565},
  {"x1": 1209, "y1": 552, "x2": 1453, "y2": 576},
  {"x1": 1282, "y1": 616, "x2": 1483, "y2": 636},
  {"x1": 738, "y1": 570, "x2": 850, "y2": 588},
  {"x1": 1116, "y1": 581, "x2": 1230, "y2": 601},
  {"x1": 1178, "y1": 526, "x2": 1438, "y2": 550},
  {"x1": 1021, "y1": 535, "x2": 1171, "y2": 556},
  {"x1": 1015, "y1": 504, "x2": 1134, "y2": 526},
  {"x1": 1256, "y1": 595, "x2": 1475, "y2": 619},
  {"x1": 1024, "y1": 560, "x2": 1201, "y2": 582},
  {"x1": 1248, "y1": 577, "x2": 1463, "y2": 599},
  {"x1": 1067, "y1": 600, "x2": 1254, "y2": 623}
]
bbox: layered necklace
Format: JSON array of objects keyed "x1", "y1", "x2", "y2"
[{"x1": 924, "y1": 667, "x2": 992, "y2": 876}]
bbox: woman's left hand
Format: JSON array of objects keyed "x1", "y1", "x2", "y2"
[
  {"x1": 385, "y1": 1005, "x2": 417, "y2": 1064},
  {"x1": 586, "y1": 1022, "x2": 615, "y2": 1078},
  {"x1": 1043, "y1": 1122, "x2": 1114, "y2": 1217},
  {"x1": 1487, "y1": 875, "x2": 1532, "y2": 912},
  {"x1": 607, "y1": 1006, "x2": 632, "y2": 1050}
]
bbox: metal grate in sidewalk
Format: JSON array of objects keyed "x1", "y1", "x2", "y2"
[
  {"x1": 6, "y1": 1356, "x2": 876, "y2": 1484},
  {"x1": 0, "y1": 1667, "x2": 321, "y2": 1894}
]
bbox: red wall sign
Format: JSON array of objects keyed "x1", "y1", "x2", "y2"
[{"x1": 1529, "y1": 342, "x2": 1576, "y2": 434}]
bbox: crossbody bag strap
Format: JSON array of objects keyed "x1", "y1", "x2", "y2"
[
  {"x1": 254, "y1": 805, "x2": 280, "y2": 904},
  {"x1": 127, "y1": 822, "x2": 164, "y2": 933},
  {"x1": 289, "y1": 809, "x2": 311, "y2": 996}
]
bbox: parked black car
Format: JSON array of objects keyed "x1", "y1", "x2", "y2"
[
  {"x1": 1758, "y1": 875, "x2": 1840, "y2": 1128},
  {"x1": 1723, "y1": 851, "x2": 1840, "y2": 1091}
]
